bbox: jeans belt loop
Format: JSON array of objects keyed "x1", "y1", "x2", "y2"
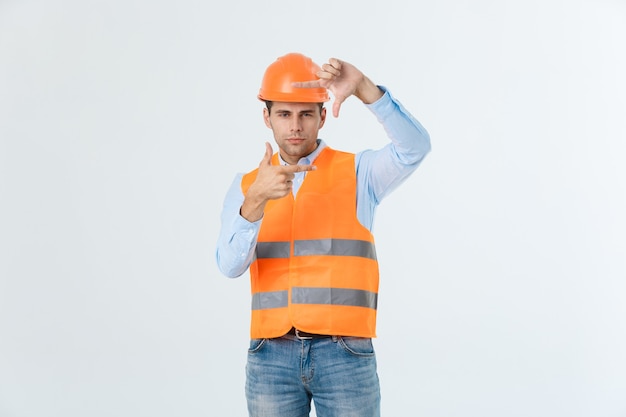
[{"x1": 295, "y1": 328, "x2": 313, "y2": 340}]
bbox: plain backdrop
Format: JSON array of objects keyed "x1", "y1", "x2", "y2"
[{"x1": 1, "y1": 0, "x2": 625, "y2": 416}]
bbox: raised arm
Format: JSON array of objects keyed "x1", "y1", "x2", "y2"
[{"x1": 293, "y1": 57, "x2": 383, "y2": 118}]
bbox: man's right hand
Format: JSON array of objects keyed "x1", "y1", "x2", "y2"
[{"x1": 240, "y1": 142, "x2": 316, "y2": 222}]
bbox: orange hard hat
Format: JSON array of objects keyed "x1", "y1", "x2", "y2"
[{"x1": 258, "y1": 52, "x2": 330, "y2": 103}]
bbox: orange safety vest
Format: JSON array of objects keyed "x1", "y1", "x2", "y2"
[{"x1": 241, "y1": 147, "x2": 380, "y2": 339}]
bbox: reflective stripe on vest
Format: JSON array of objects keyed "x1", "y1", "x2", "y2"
[
  {"x1": 251, "y1": 287, "x2": 378, "y2": 310},
  {"x1": 256, "y1": 242, "x2": 290, "y2": 259},
  {"x1": 292, "y1": 287, "x2": 377, "y2": 309},
  {"x1": 294, "y1": 238, "x2": 376, "y2": 259},
  {"x1": 251, "y1": 290, "x2": 288, "y2": 310},
  {"x1": 256, "y1": 239, "x2": 377, "y2": 260}
]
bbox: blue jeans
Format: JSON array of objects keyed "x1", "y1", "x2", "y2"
[{"x1": 245, "y1": 334, "x2": 381, "y2": 417}]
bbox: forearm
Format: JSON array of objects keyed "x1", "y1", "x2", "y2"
[
  {"x1": 357, "y1": 88, "x2": 431, "y2": 203},
  {"x1": 215, "y1": 176, "x2": 261, "y2": 278},
  {"x1": 368, "y1": 87, "x2": 431, "y2": 164},
  {"x1": 240, "y1": 191, "x2": 268, "y2": 223},
  {"x1": 355, "y1": 76, "x2": 384, "y2": 104},
  {"x1": 216, "y1": 221, "x2": 258, "y2": 278}
]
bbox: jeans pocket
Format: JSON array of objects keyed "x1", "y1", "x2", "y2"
[
  {"x1": 248, "y1": 338, "x2": 267, "y2": 354},
  {"x1": 337, "y1": 336, "x2": 375, "y2": 357}
]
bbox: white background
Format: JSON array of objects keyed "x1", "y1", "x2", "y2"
[{"x1": 1, "y1": 0, "x2": 625, "y2": 416}]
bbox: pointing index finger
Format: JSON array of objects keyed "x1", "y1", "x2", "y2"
[
  {"x1": 284, "y1": 164, "x2": 317, "y2": 173},
  {"x1": 291, "y1": 80, "x2": 323, "y2": 89}
]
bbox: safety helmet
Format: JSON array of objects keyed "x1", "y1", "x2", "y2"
[{"x1": 258, "y1": 52, "x2": 330, "y2": 103}]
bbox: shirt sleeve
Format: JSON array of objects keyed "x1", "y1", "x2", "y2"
[
  {"x1": 215, "y1": 173, "x2": 261, "y2": 278},
  {"x1": 355, "y1": 87, "x2": 431, "y2": 230}
]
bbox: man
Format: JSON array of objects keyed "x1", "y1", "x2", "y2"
[{"x1": 216, "y1": 52, "x2": 430, "y2": 417}]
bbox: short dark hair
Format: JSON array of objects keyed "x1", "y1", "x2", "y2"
[{"x1": 265, "y1": 101, "x2": 324, "y2": 115}]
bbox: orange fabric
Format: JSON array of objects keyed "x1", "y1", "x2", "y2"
[
  {"x1": 257, "y1": 52, "x2": 330, "y2": 103},
  {"x1": 241, "y1": 148, "x2": 379, "y2": 338}
]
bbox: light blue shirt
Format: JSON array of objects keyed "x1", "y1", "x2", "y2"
[{"x1": 216, "y1": 87, "x2": 431, "y2": 278}]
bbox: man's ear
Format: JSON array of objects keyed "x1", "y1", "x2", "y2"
[
  {"x1": 263, "y1": 108, "x2": 272, "y2": 129},
  {"x1": 319, "y1": 107, "x2": 327, "y2": 129}
]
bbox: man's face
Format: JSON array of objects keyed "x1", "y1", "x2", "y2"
[{"x1": 264, "y1": 102, "x2": 326, "y2": 165}]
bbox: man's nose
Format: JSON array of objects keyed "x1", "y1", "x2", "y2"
[{"x1": 290, "y1": 117, "x2": 302, "y2": 132}]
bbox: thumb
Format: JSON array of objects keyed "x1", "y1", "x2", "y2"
[
  {"x1": 332, "y1": 97, "x2": 344, "y2": 118},
  {"x1": 260, "y1": 142, "x2": 273, "y2": 166},
  {"x1": 330, "y1": 91, "x2": 350, "y2": 118}
]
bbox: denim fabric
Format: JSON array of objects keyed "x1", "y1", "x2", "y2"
[{"x1": 246, "y1": 335, "x2": 380, "y2": 417}]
